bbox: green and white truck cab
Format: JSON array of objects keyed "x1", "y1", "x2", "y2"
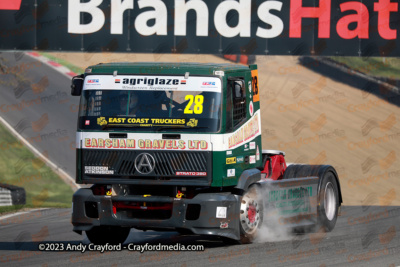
[{"x1": 70, "y1": 62, "x2": 342, "y2": 244}]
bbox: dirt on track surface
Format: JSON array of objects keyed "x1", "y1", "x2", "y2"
[{"x1": 50, "y1": 52, "x2": 400, "y2": 206}]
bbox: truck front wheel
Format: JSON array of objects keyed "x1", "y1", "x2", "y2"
[
  {"x1": 85, "y1": 226, "x2": 131, "y2": 245},
  {"x1": 239, "y1": 186, "x2": 263, "y2": 243}
]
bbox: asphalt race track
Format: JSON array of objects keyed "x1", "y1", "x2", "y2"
[
  {"x1": 0, "y1": 51, "x2": 79, "y2": 177},
  {"x1": 0, "y1": 206, "x2": 399, "y2": 266},
  {"x1": 0, "y1": 52, "x2": 400, "y2": 266}
]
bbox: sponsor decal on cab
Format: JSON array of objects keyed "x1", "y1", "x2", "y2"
[
  {"x1": 85, "y1": 166, "x2": 114, "y2": 174},
  {"x1": 202, "y1": 82, "x2": 215, "y2": 86},
  {"x1": 84, "y1": 138, "x2": 208, "y2": 150},
  {"x1": 226, "y1": 157, "x2": 237, "y2": 164},
  {"x1": 122, "y1": 77, "x2": 180, "y2": 86},
  {"x1": 83, "y1": 75, "x2": 221, "y2": 93},
  {"x1": 97, "y1": 117, "x2": 199, "y2": 128},
  {"x1": 228, "y1": 112, "x2": 260, "y2": 149},
  {"x1": 176, "y1": 172, "x2": 207, "y2": 176}
]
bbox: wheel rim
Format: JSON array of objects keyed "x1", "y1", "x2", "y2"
[
  {"x1": 240, "y1": 191, "x2": 261, "y2": 235},
  {"x1": 324, "y1": 182, "x2": 336, "y2": 221}
]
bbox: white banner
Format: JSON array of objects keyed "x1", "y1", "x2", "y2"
[{"x1": 84, "y1": 75, "x2": 222, "y2": 93}]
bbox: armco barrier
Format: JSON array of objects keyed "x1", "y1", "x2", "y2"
[
  {"x1": 0, "y1": 187, "x2": 12, "y2": 206},
  {"x1": 0, "y1": 183, "x2": 26, "y2": 206}
]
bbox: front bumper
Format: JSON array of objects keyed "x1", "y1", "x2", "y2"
[{"x1": 72, "y1": 188, "x2": 241, "y2": 240}]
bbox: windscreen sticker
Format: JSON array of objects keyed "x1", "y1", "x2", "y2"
[
  {"x1": 83, "y1": 76, "x2": 222, "y2": 93},
  {"x1": 123, "y1": 77, "x2": 179, "y2": 85},
  {"x1": 184, "y1": 95, "x2": 204, "y2": 114},
  {"x1": 84, "y1": 138, "x2": 208, "y2": 150},
  {"x1": 87, "y1": 79, "x2": 99, "y2": 84},
  {"x1": 96, "y1": 117, "x2": 198, "y2": 128},
  {"x1": 201, "y1": 81, "x2": 218, "y2": 89}
]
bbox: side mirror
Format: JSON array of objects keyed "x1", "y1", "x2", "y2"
[
  {"x1": 71, "y1": 75, "x2": 84, "y2": 96},
  {"x1": 234, "y1": 81, "x2": 244, "y2": 100}
]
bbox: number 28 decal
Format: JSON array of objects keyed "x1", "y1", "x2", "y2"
[
  {"x1": 251, "y1": 69, "x2": 260, "y2": 102},
  {"x1": 184, "y1": 95, "x2": 204, "y2": 114}
]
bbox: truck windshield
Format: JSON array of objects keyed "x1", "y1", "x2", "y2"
[{"x1": 78, "y1": 90, "x2": 221, "y2": 132}]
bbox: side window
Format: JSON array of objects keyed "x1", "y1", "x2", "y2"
[
  {"x1": 232, "y1": 79, "x2": 246, "y2": 127},
  {"x1": 226, "y1": 83, "x2": 233, "y2": 132},
  {"x1": 226, "y1": 78, "x2": 246, "y2": 132}
]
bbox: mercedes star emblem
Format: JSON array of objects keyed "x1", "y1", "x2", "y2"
[{"x1": 134, "y1": 153, "x2": 155, "y2": 174}]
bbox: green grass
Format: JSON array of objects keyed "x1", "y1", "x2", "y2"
[
  {"x1": 0, "y1": 123, "x2": 73, "y2": 214},
  {"x1": 39, "y1": 52, "x2": 84, "y2": 75},
  {"x1": 0, "y1": 205, "x2": 25, "y2": 214},
  {"x1": 330, "y1": 56, "x2": 400, "y2": 79}
]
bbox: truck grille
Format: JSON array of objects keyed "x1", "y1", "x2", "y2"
[{"x1": 82, "y1": 149, "x2": 209, "y2": 177}]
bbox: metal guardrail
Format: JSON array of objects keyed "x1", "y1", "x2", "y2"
[
  {"x1": 0, "y1": 187, "x2": 12, "y2": 206},
  {"x1": 0, "y1": 184, "x2": 26, "y2": 206}
]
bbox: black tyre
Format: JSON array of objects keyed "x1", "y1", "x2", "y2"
[
  {"x1": 282, "y1": 164, "x2": 315, "y2": 179},
  {"x1": 317, "y1": 172, "x2": 339, "y2": 231},
  {"x1": 86, "y1": 226, "x2": 130, "y2": 245},
  {"x1": 239, "y1": 186, "x2": 263, "y2": 244}
]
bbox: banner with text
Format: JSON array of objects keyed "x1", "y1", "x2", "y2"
[{"x1": 0, "y1": 0, "x2": 399, "y2": 56}]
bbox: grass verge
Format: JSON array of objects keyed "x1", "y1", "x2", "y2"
[
  {"x1": 330, "y1": 56, "x2": 400, "y2": 79},
  {"x1": 38, "y1": 52, "x2": 84, "y2": 74},
  {"x1": 0, "y1": 122, "x2": 73, "y2": 215}
]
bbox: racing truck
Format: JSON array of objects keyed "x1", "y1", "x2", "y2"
[{"x1": 70, "y1": 62, "x2": 342, "y2": 244}]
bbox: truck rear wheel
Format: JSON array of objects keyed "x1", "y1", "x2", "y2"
[
  {"x1": 318, "y1": 172, "x2": 339, "y2": 231},
  {"x1": 85, "y1": 226, "x2": 130, "y2": 245},
  {"x1": 239, "y1": 186, "x2": 263, "y2": 244}
]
